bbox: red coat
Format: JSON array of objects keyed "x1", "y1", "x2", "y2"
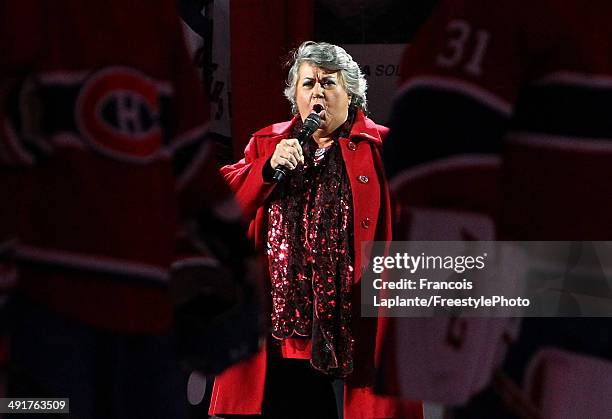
[{"x1": 210, "y1": 111, "x2": 423, "y2": 419}]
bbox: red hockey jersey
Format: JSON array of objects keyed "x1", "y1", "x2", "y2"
[
  {"x1": 384, "y1": 0, "x2": 612, "y2": 240},
  {"x1": 385, "y1": 0, "x2": 612, "y2": 179},
  {"x1": 0, "y1": 0, "x2": 236, "y2": 333}
]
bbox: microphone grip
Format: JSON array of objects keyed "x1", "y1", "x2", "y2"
[
  {"x1": 270, "y1": 113, "x2": 320, "y2": 184},
  {"x1": 272, "y1": 165, "x2": 287, "y2": 183},
  {"x1": 271, "y1": 131, "x2": 307, "y2": 183}
]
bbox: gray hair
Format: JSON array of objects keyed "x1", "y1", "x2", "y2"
[{"x1": 284, "y1": 41, "x2": 367, "y2": 114}]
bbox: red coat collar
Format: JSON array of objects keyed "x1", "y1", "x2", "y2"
[{"x1": 252, "y1": 110, "x2": 386, "y2": 146}]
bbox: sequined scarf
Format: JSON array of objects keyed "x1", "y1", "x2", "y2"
[{"x1": 266, "y1": 130, "x2": 355, "y2": 377}]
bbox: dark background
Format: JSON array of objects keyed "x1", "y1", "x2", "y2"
[{"x1": 314, "y1": 0, "x2": 440, "y2": 44}]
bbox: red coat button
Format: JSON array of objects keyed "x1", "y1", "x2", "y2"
[
  {"x1": 361, "y1": 217, "x2": 370, "y2": 229},
  {"x1": 347, "y1": 141, "x2": 357, "y2": 151},
  {"x1": 358, "y1": 175, "x2": 369, "y2": 184}
]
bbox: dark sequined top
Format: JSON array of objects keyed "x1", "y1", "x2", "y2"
[{"x1": 266, "y1": 139, "x2": 355, "y2": 377}]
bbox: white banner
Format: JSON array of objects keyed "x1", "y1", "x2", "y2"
[
  {"x1": 341, "y1": 44, "x2": 406, "y2": 124},
  {"x1": 210, "y1": 0, "x2": 231, "y2": 137}
]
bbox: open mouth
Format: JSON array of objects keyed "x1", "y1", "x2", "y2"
[{"x1": 312, "y1": 104, "x2": 324, "y2": 115}]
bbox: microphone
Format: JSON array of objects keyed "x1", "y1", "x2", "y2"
[{"x1": 272, "y1": 112, "x2": 321, "y2": 183}]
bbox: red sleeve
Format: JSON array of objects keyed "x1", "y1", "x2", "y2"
[
  {"x1": 0, "y1": 0, "x2": 45, "y2": 167},
  {"x1": 220, "y1": 136, "x2": 278, "y2": 220},
  {"x1": 160, "y1": 1, "x2": 256, "y2": 271},
  {"x1": 165, "y1": 6, "x2": 237, "y2": 221}
]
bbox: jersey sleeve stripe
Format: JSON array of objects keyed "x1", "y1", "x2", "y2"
[{"x1": 398, "y1": 76, "x2": 513, "y2": 117}]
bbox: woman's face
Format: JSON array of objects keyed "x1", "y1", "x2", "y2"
[{"x1": 295, "y1": 62, "x2": 351, "y2": 138}]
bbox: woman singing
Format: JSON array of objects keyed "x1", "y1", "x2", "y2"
[{"x1": 209, "y1": 41, "x2": 422, "y2": 419}]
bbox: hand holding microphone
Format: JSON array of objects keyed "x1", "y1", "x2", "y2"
[{"x1": 271, "y1": 112, "x2": 321, "y2": 183}]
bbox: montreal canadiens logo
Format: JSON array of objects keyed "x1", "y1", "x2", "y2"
[{"x1": 76, "y1": 67, "x2": 163, "y2": 161}]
